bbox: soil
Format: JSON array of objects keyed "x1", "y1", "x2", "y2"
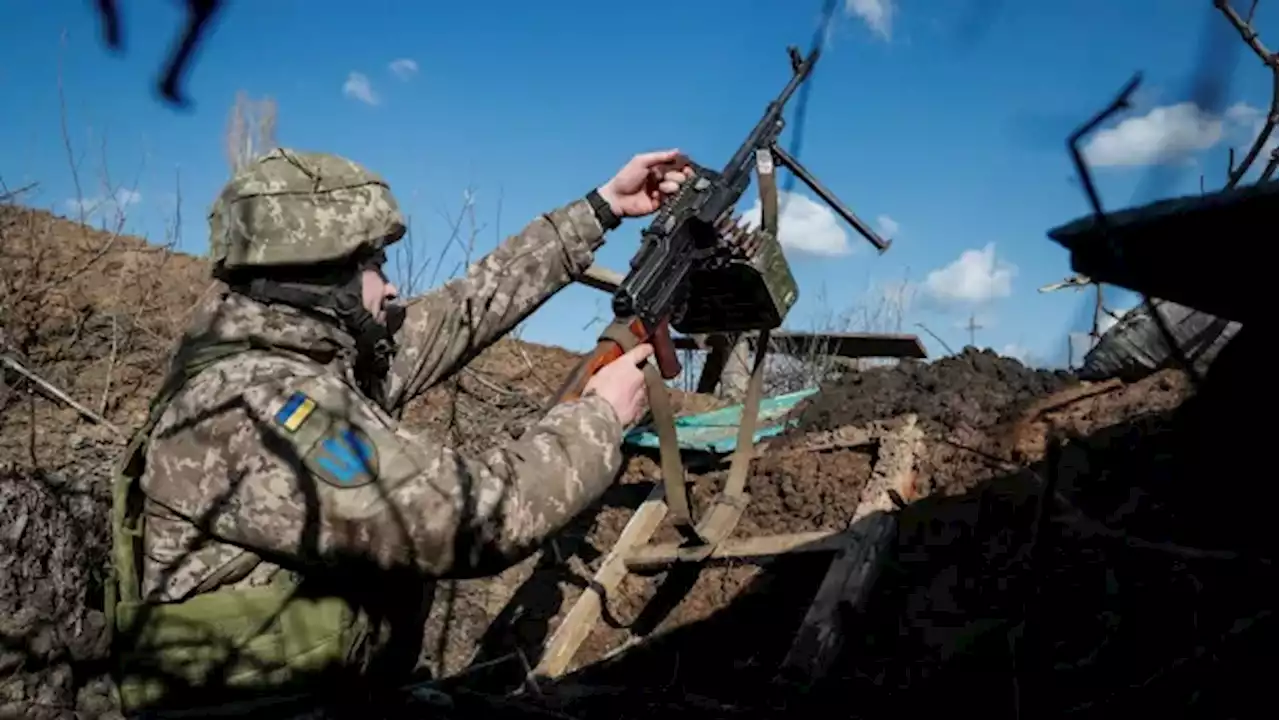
[
  {"x1": 514, "y1": 350, "x2": 1271, "y2": 720},
  {"x1": 1, "y1": 204, "x2": 1270, "y2": 719},
  {"x1": 791, "y1": 347, "x2": 1079, "y2": 435}
]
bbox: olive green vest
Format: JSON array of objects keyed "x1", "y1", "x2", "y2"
[{"x1": 105, "y1": 340, "x2": 384, "y2": 716}]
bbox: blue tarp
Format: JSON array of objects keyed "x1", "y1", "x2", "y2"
[{"x1": 623, "y1": 387, "x2": 819, "y2": 455}]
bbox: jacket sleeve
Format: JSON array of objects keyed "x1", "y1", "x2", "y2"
[
  {"x1": 380, "y1": 198, "x2": 606, "y2": 413},
  {"x1": 238, "y1": 370, "x2": 624, "y2": 578}
]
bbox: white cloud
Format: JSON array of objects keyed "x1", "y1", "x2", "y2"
[
  {"x1": 64, "y1": 187, "x2": 142, "y2": 217},
  {"x1": 1000, "y1": 343, "x2": 1031, "y2": 363},
  {"x1": 923, "y1": 243, "x2": 1016, "y2": 305},
  {"x1": 876, "y1": 214, "x2": 900, "y2": 237},
  {"x1": 1097, "y1": 311, "x2": 1120, "y2": 335},
  {"x1": 1225, "y1": 102, "x2": 1278, "y2": 169},
  {"x1": 388, "y1": 58, "x2": 419, "y2": 81},
  {"x1": 742, "y1": 191, "x2": 850, "y2": 257},
  {"x1": 342, "y1": 72, "x2": 379, "y2": 105},
  {"x1": 1082, "y1": 102, "x2": 1227, "y2": 167},
  {"x1": 845, "y1": 0, "x2": 896, "y2": 41},
  {"x1": 1224, "y1": 101, "x2": 1260, "y2": 125}
]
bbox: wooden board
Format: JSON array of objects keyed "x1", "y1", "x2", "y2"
[
  {"x1": 531, "y1": 483, "x2": 668, "y2": 680},
  {"x1": 624, "y1": 530, "x2": 845, "y2": 572},
  {"x1": 757, "y1": 331, "x2": 928, "y2": 360},
  {"x1": 578, "y1": 264, "x2": 624, "y2": 293},
  {"x1": 779, "y1": 414, "x2": 924, "y2": 682},
  {"x1": 574, "y1": 265, "x2": 928, "y2": 361}
]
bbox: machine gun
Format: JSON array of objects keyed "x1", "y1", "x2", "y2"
[{"x1": 552, "y1": 45, "x2": 892, "y2": 406}]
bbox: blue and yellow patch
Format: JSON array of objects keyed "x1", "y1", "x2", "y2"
[
  {"x1": 274, "y1": 391, "x2": 316, "y2": 433},
  {"x1": 306, "y1": 425, "x2": 379, "y2": 489}
]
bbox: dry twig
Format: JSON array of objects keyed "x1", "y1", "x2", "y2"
[
  {"x1": 1216, "y1": 0, "x2": 1279, "y2": 187},
  {"x1": 1, "y1": 355, "x2": 124, "y2": 437}
]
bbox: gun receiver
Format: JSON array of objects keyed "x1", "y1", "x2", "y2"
[{"x1": 553, "y1": 45, "x2": 891, "y2": 406}]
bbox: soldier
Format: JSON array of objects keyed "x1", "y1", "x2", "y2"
[{"x1": 108, "y1": 147, "x2": 694, "y2": 717}]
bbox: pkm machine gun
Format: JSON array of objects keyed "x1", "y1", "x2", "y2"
[{"x1": 553, "y1": 45, "x2": 892, "y2": 405}]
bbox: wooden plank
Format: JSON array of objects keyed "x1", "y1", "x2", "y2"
[
  {"x1": 680, "y1": 331, "x2": 926, "y2": 359},
  {"x1": 793, "y1": 424, "x2": 876, "y2": 453},
  {"x1": 531, "y1": 482, "x2": 668, "y2": 680},
  {"x1": 571, "y1": 271, "x2": 926, "y2": 362},
  {"x1": 758, "y1": 331, "x2": 927, "y2": 360},
  {"x1": 578, "y1": 264, "x2": 624, "y2": 294},
  {"x1": 624, "y1": 530, "x2": 845, "y2": 572},
  {"x1": 693, "y1": 333, "x2": 739, "y2": 396},
  {"x1": 714, "y1": 334, "x2": 754, "y2": 401},
  {"x1": 779, "y1": 415, "x2": 924, "y2": 682},
  {"x1": 778, "y1": 511, "x2": 896, "y2": 684}
]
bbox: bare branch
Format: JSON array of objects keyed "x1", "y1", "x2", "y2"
[
  {"x1": 1, "y1": 354, "x2": 123, "y2": 437},
  {"x1": 1217, "y1": 0, "x2": 1278, "y2": 187},
  {"x1": 224, "y1": 91, "x2": 279, "y2": 174},
  {"x1": 56, "y1": 30, "x2": 87, "y2": 227},
  {"x1": 915, "y1": 322, "x2": 955, "y2": 356}
]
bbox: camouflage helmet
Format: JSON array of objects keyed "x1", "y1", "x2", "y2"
[{"x1": 208, "y1": 148, "x2": 406, "y2": 275}]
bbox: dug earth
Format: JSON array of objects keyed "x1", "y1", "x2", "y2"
[{"x1": 0, "y1": 206, "x2": 1269, "y2": 719}]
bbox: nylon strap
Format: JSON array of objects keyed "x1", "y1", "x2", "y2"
[
  {"x1": 682, "y1": 147, "x2": 779, "y2": 551},
  {"x1": 597, "y1": 321, "x2": 695, "y2": 529},
  {"x1": 691, "y1": 327, "x2": 770, "y2": 551}
]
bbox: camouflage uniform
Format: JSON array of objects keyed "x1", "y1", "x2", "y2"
[{"x1": 109, "y1": 149, "x2": 624, "y2": 716}]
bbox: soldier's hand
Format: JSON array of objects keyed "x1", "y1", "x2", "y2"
[
  {"x1": 583, "y1": 343, "x2": 654, "y2": 426},
  {"x1": 596, "y1": 150, "x2": 694, "y2": 218}
]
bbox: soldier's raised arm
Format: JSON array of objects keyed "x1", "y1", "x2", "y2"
[
  {"x1": 382, "y1": 150, "x2": 695, "y2": 411},
  {"x1": 380, "y1": 199, "x2": 605, "y2": 412}
]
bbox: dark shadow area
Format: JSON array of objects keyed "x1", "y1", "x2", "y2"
[
  {"x1": 519, "y1": 327, "x2": 1273, "y2": 719},
  {"x1": 460, "y1": 478, "x2": 657, "y2": 688},
  {"x1": 457, "y1": 441, "x2": 783, "y2": 692}
]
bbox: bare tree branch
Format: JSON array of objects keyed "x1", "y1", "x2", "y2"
[
  {"x1": 1217, "y1": 0, "x2": 1278, "y2": 187},
  {"x1": 224, "y1": 91, "x2": 278, "y2": 174}
]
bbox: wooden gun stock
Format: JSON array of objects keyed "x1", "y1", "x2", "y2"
[{"x1": 551, "y1": 317, "x2": 682, "y2": 406}]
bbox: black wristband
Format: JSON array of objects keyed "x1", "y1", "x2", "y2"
[{"x1": 586, "y1": 189, "x2": 622, "y2": 232}]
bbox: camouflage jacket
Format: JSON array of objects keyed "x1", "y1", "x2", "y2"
[{"x1": 137, "y1": 198, "x2": 620, "y2": 605}]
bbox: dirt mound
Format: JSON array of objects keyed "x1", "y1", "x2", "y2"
[
  {"x1": 793, "y1": 347, "x2": 1078, "y2": 435},
  {"x1": 0, "y1": 463, "x2": 118, "y2": 720},
  {"x1": 530, "y1": 363, "x2": 1269, "y2": 720}
]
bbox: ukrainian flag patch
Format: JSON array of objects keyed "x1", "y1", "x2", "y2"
[{"x1": 275, "y1": 391, "x2": 316, "y2": 433}]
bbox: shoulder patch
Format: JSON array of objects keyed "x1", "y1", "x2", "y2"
[
  {"x1": 304, "y1": 424, "x2": 380, "y2": 489},
  {"x1": 274, "y1": 391, "x2": 317, "y2": 432}
]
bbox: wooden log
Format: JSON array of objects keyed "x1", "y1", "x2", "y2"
[
  {"x1": 531, "y1": 482, "x2": 668, "y2": 680},
  {"x1": 694, "y1": 333, "x2": 736, "y2": 396},
  {"x1": 778, "y1": 415, "x2": 924, "y2": 682},
  {"x1": 716, "y1": 334, "x2": 754, "y2": 402},
  {"x1": 794, "y1": 424, "x2": 877, "y2": 453},
  {"x1": 624, "y1": 529, "x2": 845, "y2": 572},
  {"x1": 578, "y1": 264, "x2": 624, "y2": 294},
  {"x1": 757, "y1": 331, "x2": 927, "y2": 360}
]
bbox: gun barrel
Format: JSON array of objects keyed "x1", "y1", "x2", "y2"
[
  {"x1": 773, "y1": 47, "x2": 820, "y2": 110},
  {"x1": 719, "y1": 48, "x2": 821, "y2": 178},
  {"x1": 771, "y1": 143, "x2": 891, "y2": 253}
]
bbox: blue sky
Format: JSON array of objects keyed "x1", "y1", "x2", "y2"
[{"x1": 2, "y1": 0, "x2": 1275, "y2": 367}]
